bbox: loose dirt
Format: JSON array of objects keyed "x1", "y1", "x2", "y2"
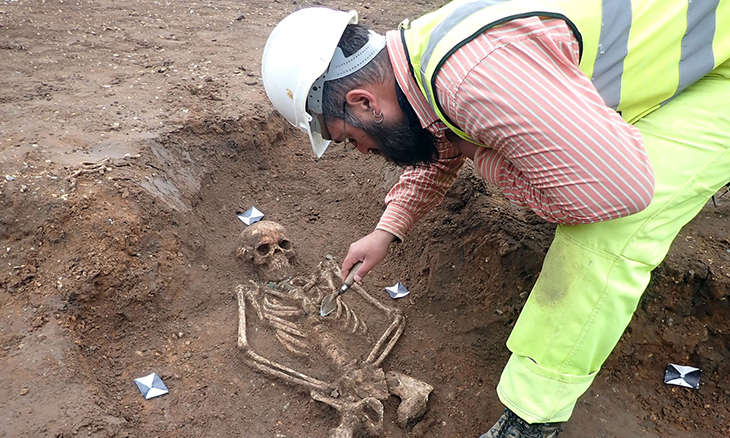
[{"x1": 1, "y1": 1, "x2": 729, "y2": 437}]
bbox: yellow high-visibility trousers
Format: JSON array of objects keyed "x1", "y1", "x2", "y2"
[{"x1": 498, "y1": 62, "x2": 730, "y2": 423}]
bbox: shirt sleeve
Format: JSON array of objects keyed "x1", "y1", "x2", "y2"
[
  {"x1": 436, "y1": 18, "x2": 655, "y2": 224},
  {"x1": 376, "y1": 139, "x2": 466, "y2": 241}
]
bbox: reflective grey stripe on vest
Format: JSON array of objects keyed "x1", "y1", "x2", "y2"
[
  {"x1": 592, "y1": 0, "x2": 631, "y2": 110},
  {"x1": 419, "y1": 0, "x2": 511, "y2": 106},
  {"x1": 670, "y1": 0, "x2": 718, "y2": 102},
  {"x1": 418, "y1": 0, "x2": 719, "y2": 112}
]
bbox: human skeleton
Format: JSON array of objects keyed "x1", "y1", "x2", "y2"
[{"x1": 236, "y1": 220, "x2": 433, "y2": 437}]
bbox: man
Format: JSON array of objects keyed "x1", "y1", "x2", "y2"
[{"x1": 261, "y1": 1, "x2": 730, "y2": 436}]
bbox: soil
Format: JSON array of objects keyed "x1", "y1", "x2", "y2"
[{"x1": 1, "y1": 1, "x2": 729, "y2": 437}]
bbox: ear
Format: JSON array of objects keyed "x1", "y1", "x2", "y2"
[{"x1": 345, "y1": 88, "x2": 379, "y2": 116}]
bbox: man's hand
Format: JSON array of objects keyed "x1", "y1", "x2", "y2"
[{"x1": 341, "y1": 229, "x2": 397, "y2": 282}]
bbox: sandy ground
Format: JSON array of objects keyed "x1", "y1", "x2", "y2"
[{"x1": 1, "y1": 1, "x2": 729, "y2": 437}]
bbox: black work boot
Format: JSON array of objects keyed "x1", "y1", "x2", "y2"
[{"x1": 480, "y1": 408, "x2": 563, "y2": 438}]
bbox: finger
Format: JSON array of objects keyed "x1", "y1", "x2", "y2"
[
  {"x1": 341, "y1": 254, "x2": 361, "y2": 282},
  {"x1": 353, "y1": 259, "x2": 373, "y2": 283}
]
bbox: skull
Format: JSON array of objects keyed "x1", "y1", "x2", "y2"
[{"x1": 237, "y1": 220, "x2": 295, "y2": 281}]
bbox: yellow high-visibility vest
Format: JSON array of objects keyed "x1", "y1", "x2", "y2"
[{"x1": 401, "y1": 0, "x2": 730, "y2": 141}]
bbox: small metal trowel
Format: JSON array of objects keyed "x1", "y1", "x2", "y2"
[{"x1": 320, "y1": 261, "x2": 362, "y2": 317}]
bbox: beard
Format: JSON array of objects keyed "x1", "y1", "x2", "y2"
[{"x1": 346, "y1": 84, "x2": 439, "y2": 168}]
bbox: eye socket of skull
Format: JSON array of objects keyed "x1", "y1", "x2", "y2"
[
  {"x1": 256, "y1": 243, "x2": 271, "y2": 255},
  {"x1": 279, "y1": 239, "x2": 292, "y2": 250}
]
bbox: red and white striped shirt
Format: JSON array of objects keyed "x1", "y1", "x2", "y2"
[{"x1": 377, "y1": 16, "x2": 654, "y2": 241}]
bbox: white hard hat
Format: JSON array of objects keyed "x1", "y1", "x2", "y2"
[{"x1": 262, "y1": 8, "x2": 385, "y2": 158}]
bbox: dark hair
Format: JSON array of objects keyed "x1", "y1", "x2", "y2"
[
  {"x1": 321, "y1": 24, "x2": 391, "y2": 122},
  {"x1": 321, "y1": 23, "x2": 439, "y2": 168}
]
